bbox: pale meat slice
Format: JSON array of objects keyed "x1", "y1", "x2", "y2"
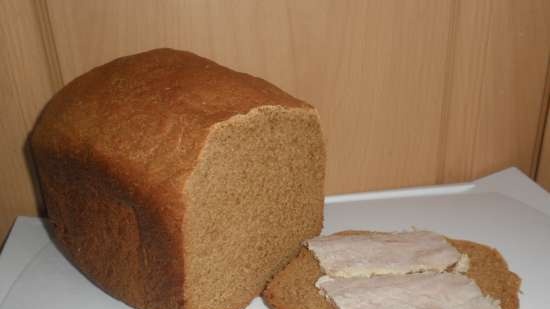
[
  {"x1": 316, "y1": 272, "x2": 501, "y2": 309},
  {"x1": 306, "y1": 231, "x2": 467, "y2": 278}
]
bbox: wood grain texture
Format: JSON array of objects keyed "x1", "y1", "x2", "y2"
[
  {"x1": 2, "y1": 0, "x2": 550, "y2": 245},
  {"x1": 439, "y1": 0, "x2": 550, "y2": 183},
  {"x1": 0, "y1": 0, "x2": 59, "y2": 245}
]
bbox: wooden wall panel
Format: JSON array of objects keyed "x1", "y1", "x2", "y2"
[
  {"x1": 0, "y1": 0, "x2": 59, "y2": 245},
  {"x1": 2, "y1": 0, "x2": 550, "y2": 244},
  {"x1": 440, "y1": 0, "x2": 550, "y2": 183}
]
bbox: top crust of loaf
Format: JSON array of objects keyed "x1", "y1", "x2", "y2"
[{"x1": 32, "y1": 48, "x2": 310, "y2": 205}]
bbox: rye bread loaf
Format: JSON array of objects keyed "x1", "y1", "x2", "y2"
[
  {"x1": 30, "y1": 48, "x2": 325, "y2": 309},
  {"x1": 263, "y1": 231, "x2": 521, "y2": 309}
]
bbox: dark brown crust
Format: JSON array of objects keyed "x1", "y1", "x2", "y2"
[
  {"x1": 263, "y1": 231, "x2": 521, "y2": 309},
  {"x1": 31, "y1": 48, "x2": 312, "y2": 309},
  {"x1": 36, "y1": 150, "x2": 147, "y2": 308}
]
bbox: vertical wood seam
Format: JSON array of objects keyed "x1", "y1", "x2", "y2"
[
  {"x1": 284, "y1": 1, "x2": 298, "y2": 95},
  {"x1": 33, "y1": 0, "x2": 64, "y2": 91},
  {"x1": 436, "y1": 0, "x2": 460, "y2": 183},
  {"x1": 469, "y1": 1, "x2": 494, "y2": 179},
  {"x1": 532, "y1": 53, "x2": 550, "y2": 179}
]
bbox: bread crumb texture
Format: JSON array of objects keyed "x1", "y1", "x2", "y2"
[
  {"x1": 305, "y1": 231, "x2": 464, "y2": 277},
  {"x1": 183, "y1": 106, "x2": 324, "y2": 309}
]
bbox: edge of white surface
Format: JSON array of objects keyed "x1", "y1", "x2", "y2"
[
  {"x1": 324, "y1": 183, "x2": 475, "y2": 204},
  {"x1": 0, "y1": 217, "x2": 50, "y2": 304},
  {"x1": 471, "y1": 167, "x2": 550, "y2": 215},
  {"x1": 325, "y1": 167, "x2": 550, "y2": 216}
]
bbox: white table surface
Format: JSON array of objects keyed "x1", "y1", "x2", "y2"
[{"x1": 1, "y1": 167, "x2": 549, "y2": 309}]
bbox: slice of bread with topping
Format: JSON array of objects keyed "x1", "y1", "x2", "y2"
[{"x1": 263, "y1": 231, "x2": 520, "y2": 309}]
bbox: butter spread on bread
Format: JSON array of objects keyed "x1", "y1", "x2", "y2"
[
  {"x1": 306, "y1": 231, "x2": 468, "y2": 278},
  {"x1": 316, "y1": 272, "x2": 500, "y2": 309}
]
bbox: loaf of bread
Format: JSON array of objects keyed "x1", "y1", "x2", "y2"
[
  {"x1": 263, "y1": 231, "x2": 521, "y2": 309},
  {"x1": 30, "y1": 48, "x2": 326, "y2": 309}
]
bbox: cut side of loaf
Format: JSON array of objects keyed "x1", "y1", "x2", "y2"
[
  {"x1": 30, "y1": 48, "x2": 325, "y2": 309},
  {"x1": 182, "y1": 105, "x2": 324, "y2": 309},
  {"x1": 263, "y1": 231, "x2": 521, "y2": 309}
]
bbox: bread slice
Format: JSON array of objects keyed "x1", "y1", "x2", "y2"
[
  {"x1": 30, "y1": 48, "x2": 325, "y2": 309},
  {"x1": 263, "y1": 231, "x2": 520, "y2": 309}
]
